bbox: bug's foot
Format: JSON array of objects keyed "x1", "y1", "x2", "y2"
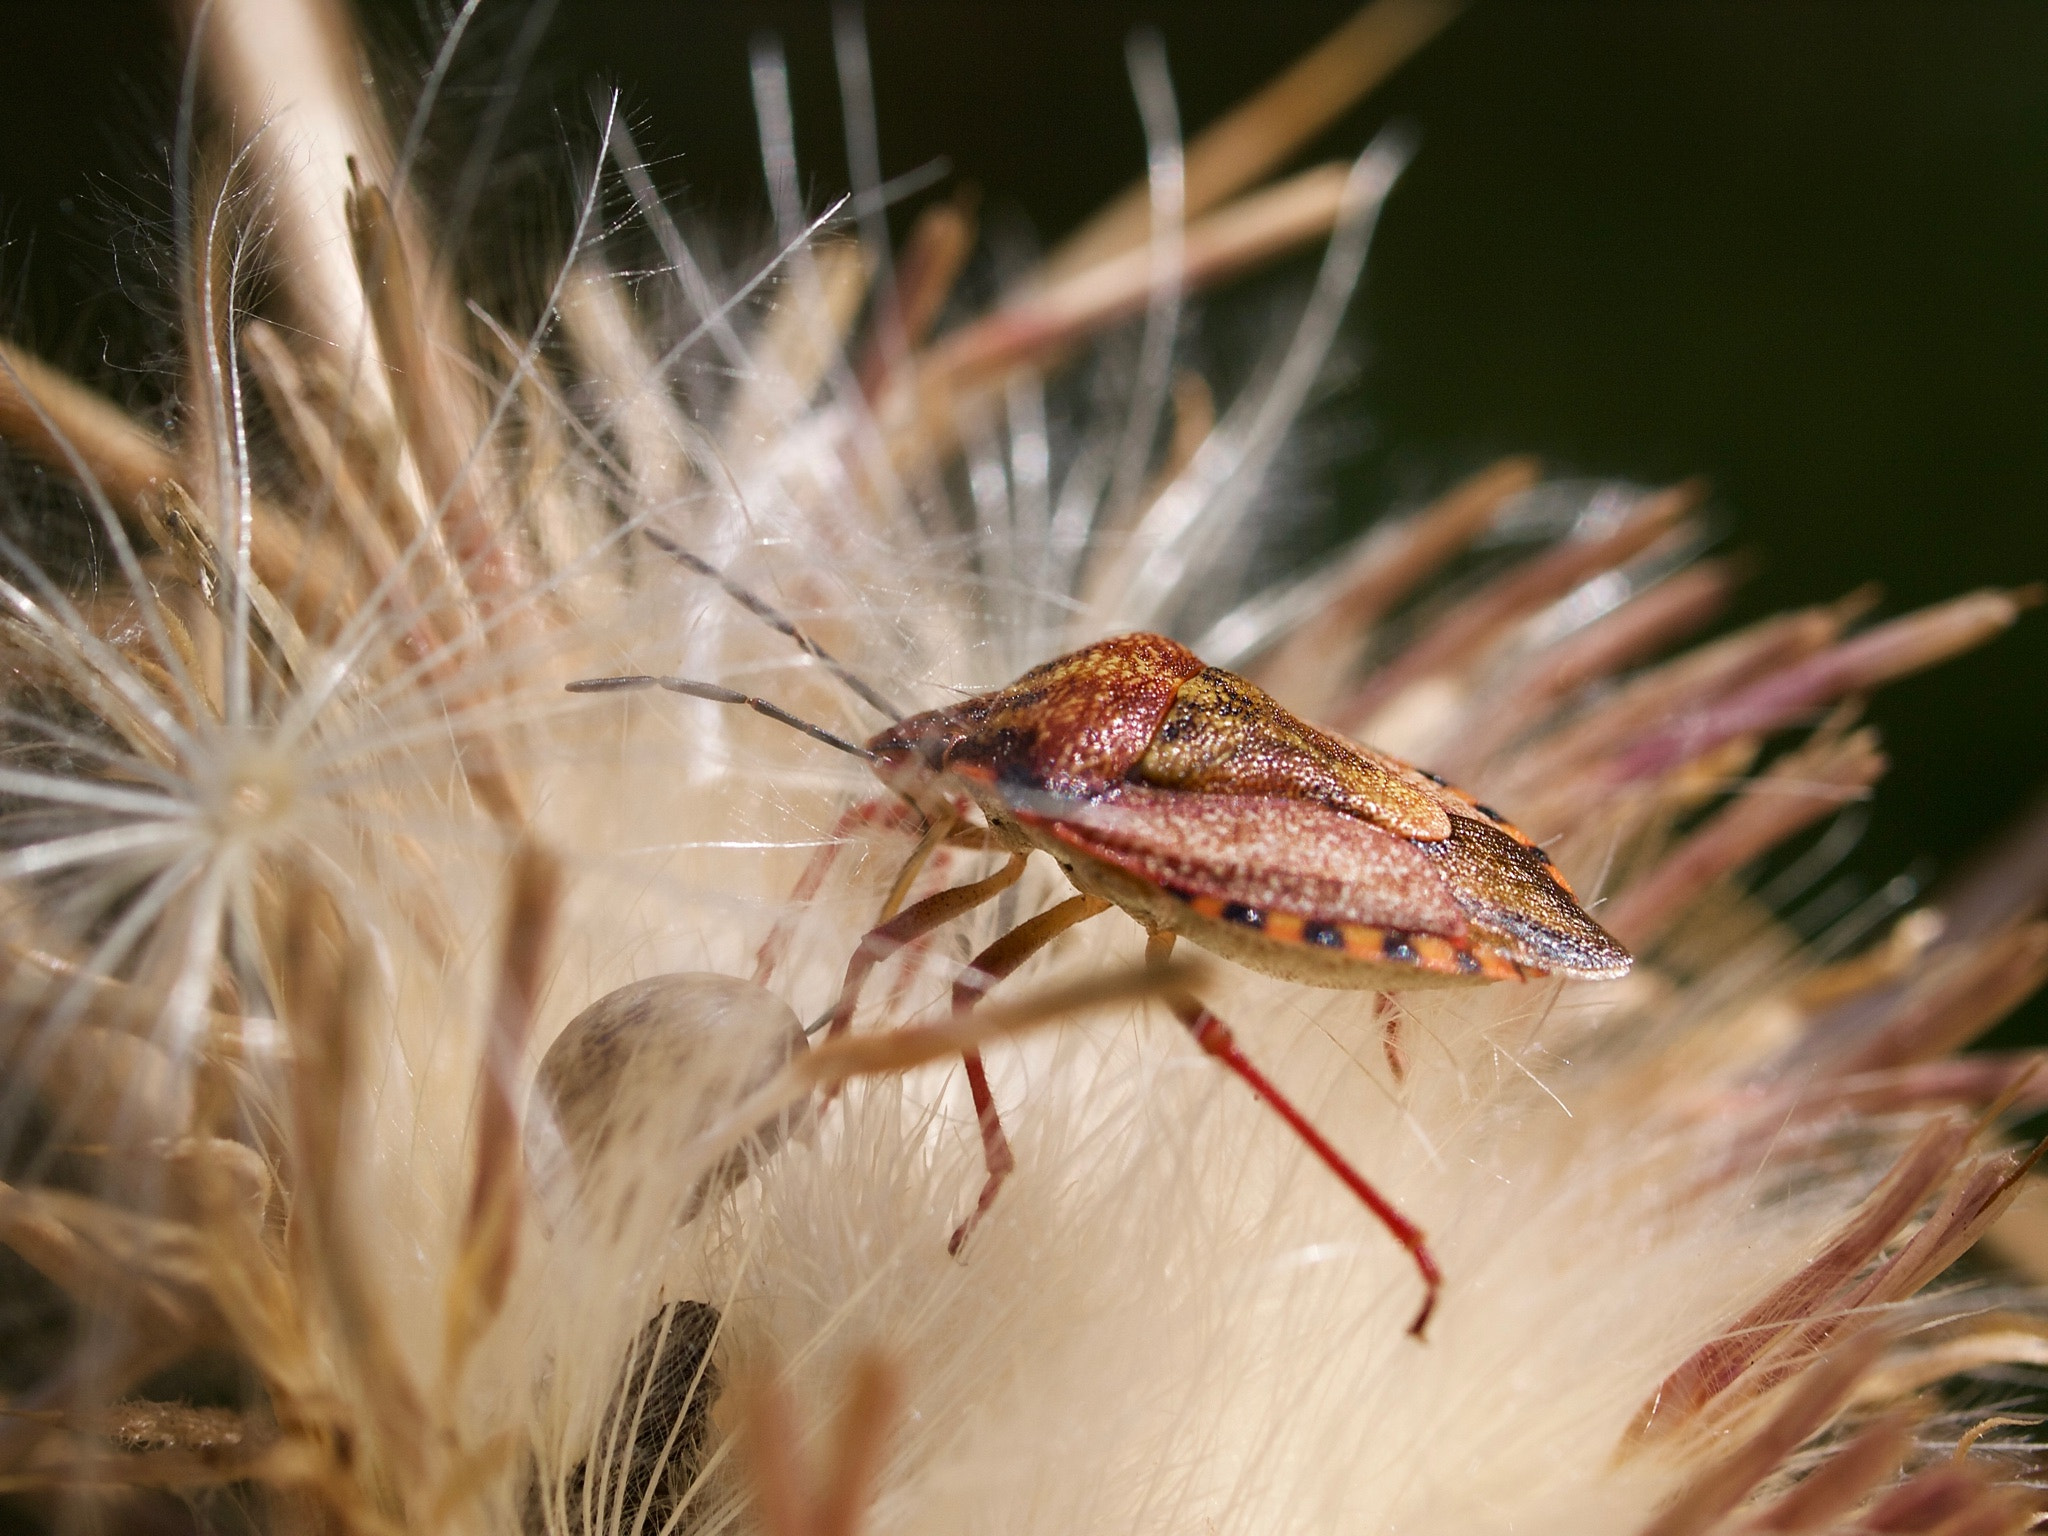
[{"x1": 946, "y1": 1161, "x2": 1011, "y2": 1257}]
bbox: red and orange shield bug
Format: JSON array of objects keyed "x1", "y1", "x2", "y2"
[{"x1": 572, "y1": 536, "x2": 1631, "y2": 1336}]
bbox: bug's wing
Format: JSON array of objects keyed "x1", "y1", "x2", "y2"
[
  {"x1": 1018, "y1": 785, "x2": 1631, "y2": 982},
  {"x1": 1024, "y1": 786, "x2": 1469, "y2": 936},
  {"x1": 1413, "y1": 814, "x2": 1633, "y2": 979}
]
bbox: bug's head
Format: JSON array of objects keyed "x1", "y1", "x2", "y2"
[
  {"x1": 864, "y1": 705, "x2": 968, "y2": 793},
  {"x1": 864, "y1": 634, "x2": 1207, "y2": 800}
]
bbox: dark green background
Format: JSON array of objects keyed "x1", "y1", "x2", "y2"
[{"x1": 2, "y1": 3, "x2": 2043, "y2": 1025}]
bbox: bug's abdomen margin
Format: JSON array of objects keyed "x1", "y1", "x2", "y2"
[{"x1": 1016, "y1": 785, "x2": 1628, "y2": 988}]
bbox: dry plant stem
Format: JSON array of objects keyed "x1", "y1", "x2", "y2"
[
  {"x1": 810, "y1": 1356, "x2": 901, "y2": 1536},
  {"x1": 927, "y1": 163, "x2": 1354, "y2": 392},
  {"x1": 1337, "y1": 479, "x2": 1704, "y2": 731},
  {"x1": 1859, "y1": 1471, "x2": 2032, "y2": 1536},
  {"x1": 1433, "y1": 559, "x2": 1739, "y2": 783},
  {"x1": 343, "y1": 180, "x2": 531, "y2": 825},
  {"x1": 1804, "y1": 1051, "x2": 2048, "y2": 1119},
  {"x1": 1848, "y1": 1140, "x2": 2048, "y2": 1310},
  {"x1": 1636, "y1": 1117, "x2": 1972, "y2": 1439},
  {"x1": 1634, "y1": 1329, "x2": 1888, "y2": 1536},
  {"x1": 189, "y1": 0, "x2": 394, "y2": 387},
  {"x1": 344, "y1": 176, "x2": 524, "y2": 617},
  {"x1": 1491, "y1": 601, "x2": 1858, "y2": 820},
  {"x1": 1517, "y1": 561, "x2": 1740, "y2": 704},
  {"x1": 239, "y1": 321, "x2": 440, "y2": 655},
  {"x1": 0, "y1": 937, "x2": 249, "y2": 1048},
  {"x1": 1611, "y1": 588, "x2": 2037, "y2": 785},
  {"x1": 1070, "y1": 374, "x2": 1220, "y2": 609},
  {"x1": 0, "y1": 341, "x2": 341, "y2": 624},
  {"x1": 1734, "y1": 1411, "x2": 1913, "y2": 1533},
  {"x1": 1246, "y1": 455, "x2": 1539, "y2": 711},
  {"x1": 444, "y1": 841, "x2": 563, "y2": 1381},
  {"x1": 145, "y1": 482, "x2": 313, "y2": 689},
  {"x1": 240, "y1": 318, "x2": 473, "y2": 624},
  {"x1": 0, "y1": 1182, "x2": 235, "y2": 1449},
  {"x1": 856, "y1": 195, "x2": 978, "y2": 400},
  {"x1": 27, "y1": 1026, "x2": 189, "y2": 1147},
  {"x1": 558, "y1": 267, "x2": 695, "y2": 515},
  {"x1": 742, "y1": 1353, "x2": 902, "y2": 1536},
  {"x1": 275, "y1": 873, "x2": 432, "y2": 1500},
  {"x1": 1852, "y1": 1322, "x2": 2048, "y2": 1403},
  {"x1": 1043, "y1": 0, "x2": 1463, "y2": 280},
  {"x1": 0, "y1": 345, "x2": 179, "y2": 519},
  {"x1": 724, "y1": 241, "x2": 875, "y2": 451},
  {"x1": 20, "y1": 1399, "x2": 280, "y2": 1490},
  {"x1": 1603, "y1": 727, "x2": 1887, "y2": 949},
  {"x1": 1786, "y1": 792, "x2": 2048, "y2": 1073},
  {"x1": 1825, "y1": 923, "x2": 2048, "y2": 1077},
  {"x1": 743, "y1": 1372, "x2": 807, "y2": 1536}
]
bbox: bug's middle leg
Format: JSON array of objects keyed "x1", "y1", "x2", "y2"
[
  {"x1": 1144, "y1": 932, "x2": 1443, "y2": 1338},
  {"x1": 946, "y1": 893, "x2": 1111, "y2": 1255}
]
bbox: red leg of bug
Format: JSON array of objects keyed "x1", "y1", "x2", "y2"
[
  {"x1": 822, "y1": 854, "x2": 1028, "y2": 1042},
  {"x1": 1146, "y1": 932, "x2": 1442, "y2": 1338},
  {"x1": 945, "y1": 894, "x2": 1112, "y2": 1255},
  {"x1": 954, "y1": 1051, "x2": 1010, "y2": 1249},
  {"x1": 1376, "y1": 995, "x2": 1408, "y2": 1084}
]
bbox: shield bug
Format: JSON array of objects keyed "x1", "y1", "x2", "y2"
[{"x1": 572, "y1": 541, "x2": 1631, "y2": 1336}]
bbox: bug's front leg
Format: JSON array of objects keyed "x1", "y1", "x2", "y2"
[
  {"x1": 946, "y1": 893, "x2": 1111, "y2": 1255},
  {"x1": 877, "y1": 813, "x2": 1012, "y2": 923},
  {"x1": 753, "y1": 794, "x2": 923, "y2": 985},
  {"x1": 1143, "y1": 932, "x2": 1443, "y2": 1338},
  {"x1": 819, "y1": 854, "x2": 1028, "y2": 1041}
]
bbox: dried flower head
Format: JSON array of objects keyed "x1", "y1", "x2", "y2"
[{"x1": 1, "y1": 4, "x2": 2045, "y2": 1536}]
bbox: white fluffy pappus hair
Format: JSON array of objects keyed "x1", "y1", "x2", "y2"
[{"x1": 1, "y1": 2, "x2": 2046, "y2": 1534}]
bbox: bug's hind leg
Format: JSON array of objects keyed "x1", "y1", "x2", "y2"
[
  {"x1": 946, "y1": 894, "x2": 1111, "y2": 1255},
  {"x1": 1144, "y1": 933, "x2": 1443, "y2": 1338}
]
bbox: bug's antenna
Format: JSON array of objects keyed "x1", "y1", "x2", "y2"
[
  {"x1": 567, "y1": 674, "x2": 878, "y2": 760},
  {"x1": 642, "y1": 530, "x2": 905, "y2": 720}
]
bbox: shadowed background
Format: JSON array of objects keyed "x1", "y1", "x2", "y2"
[{"x1": 0, "y1": 1, "x2": 2042, "y2": 1034}]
